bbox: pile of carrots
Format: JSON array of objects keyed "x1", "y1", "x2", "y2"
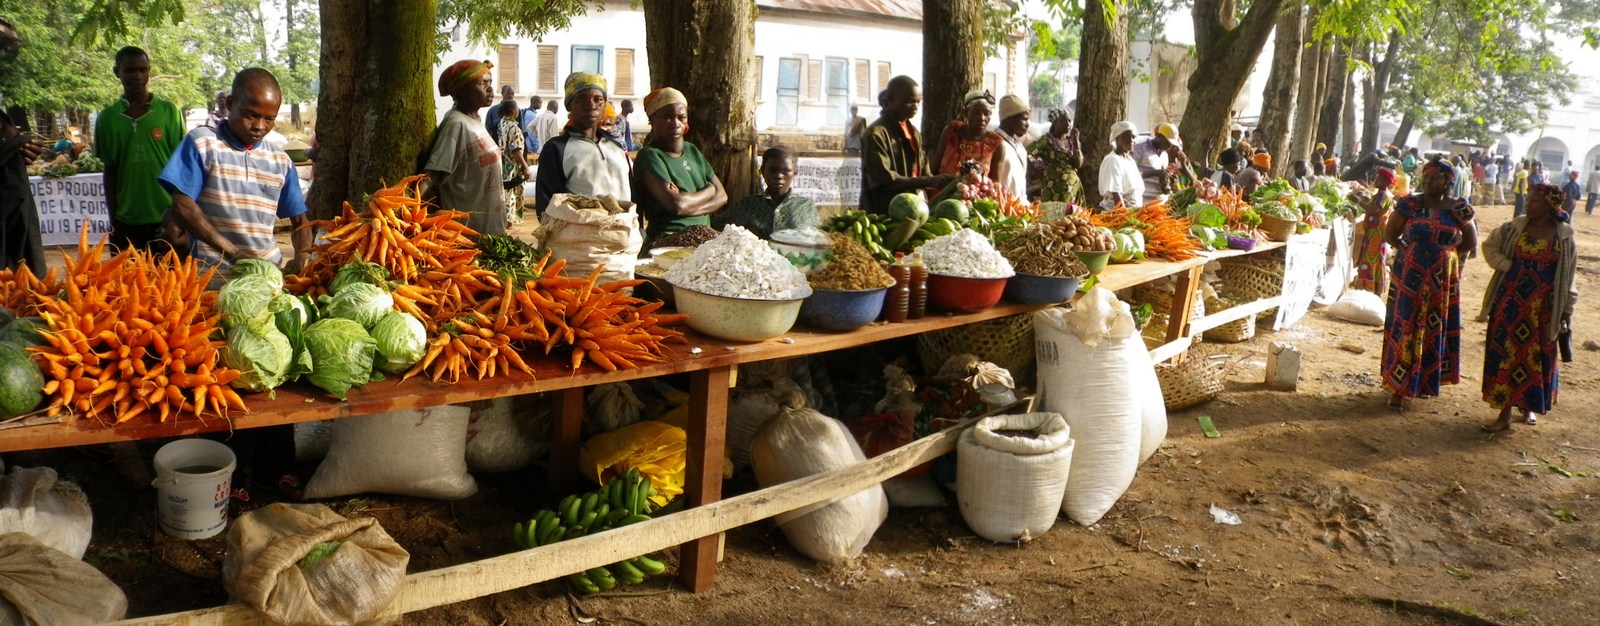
[
  {"x1": 0, "y1": 264, "x2": 62, "y2": 317},
  {"x1": 24, "y1": 228, "x2": 244, "y2": 424},
  {"x1": 404, "y1": 252, "x2": 686, "y2": 383},
  {"x1": 1091, "y1": 203, "x2": 1203, "y2": 261}
]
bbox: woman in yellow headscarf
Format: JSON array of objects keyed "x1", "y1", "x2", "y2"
[{"x1": 633, "y1": 87, "x2": 728, "y2": 249}]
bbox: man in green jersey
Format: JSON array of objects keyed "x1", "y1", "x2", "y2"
[{"x1": 95, "y1": 46, "x2": 185, "y2": 251}]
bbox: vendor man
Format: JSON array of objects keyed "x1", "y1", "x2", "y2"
[
  {"x1": 96, "y1": 46, "x2": 186, "y2": 251},
  {"x1": 1131, "y1": 122, "x2": 1186, "y2": 204},
  {"x1": 859, "y1": 75, "x2": 953, "y2": 214},
  {"x1": 158, "y1": 68, "x2": 310, "y2": 276},
  {"x1": 533, "y1": 72, "x2": 632, "y2": 215}
]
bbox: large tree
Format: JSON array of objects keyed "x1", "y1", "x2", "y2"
[
  {"x1": 1286, "y1": 19, "x2": 1326, "y2": 170},
  {"x1": 921, "y1": 0, "x2": 986, "y2": 153},
  {"x1": 641, "y1": 1, "x2": 759, "y2": 199},
  {"x1": 1314, "y1": 40, "x2": 1346, "y2": 159},
  {"x1": 1177, "y1": 0, "x2": 1287, "y2": 168},
  {"x1": 1254, "y1": 1, "x2": 1304, "y2": 177},
  {"x1": 1073, "y1": 0, "x2": 1129, "y2": 207}
]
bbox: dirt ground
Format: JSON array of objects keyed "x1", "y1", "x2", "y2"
[{"x1": 15, "y1": 201, "x2": 1600, "y2": 625}]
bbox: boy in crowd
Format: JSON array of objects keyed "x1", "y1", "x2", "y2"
[{"x1": 714, "y1": 146, "x2": 819, "y2": 239}]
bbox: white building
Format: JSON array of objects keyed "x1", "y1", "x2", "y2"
[{"x1": 433, "y1": 0, "x2": 1027, "y2": 146}]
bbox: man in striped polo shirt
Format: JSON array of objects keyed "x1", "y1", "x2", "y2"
[{"x1": 159, "y1": 67, "x2": 310, "y2": 278}]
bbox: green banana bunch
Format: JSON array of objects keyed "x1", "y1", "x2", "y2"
[
  {"x1": 909, "y1": 217, "x2": 965, "y2": 249},
  {"x1": 509, "y1": 468, "x2": 672, "y2": 593},
  {"x1": 826, "y1": 211, "x2": 896, "y2": 263}
]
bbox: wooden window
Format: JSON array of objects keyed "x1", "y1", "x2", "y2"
[
  {"x1": 615, "y1": 48, "x2": 635, "y2": 95},
  {"x1": 754, "y1": 55, "x2": 764, "y2": 97},
  {"x1": 806, "y1": 59, "x2": 823, "y2": 101},
  {"x1": 854, "y1": 59, "x2": 870, "y2": 100},
  {"x1": 497, "y1": 45, "x2": 519, "y2": 93},
  {"x1": 537, "y1": 45, "x2": 558, "y2": 93},
  {"x1": 877, "y1": 61, "x2": 892, "y2": 93}
]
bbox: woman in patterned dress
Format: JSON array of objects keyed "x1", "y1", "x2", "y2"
[
  {"x1": 1027, "y1": 108, "x2": 1084, "y2": 205},
  {"x1": 1380, "y1": 158, "x2": 1479, "y2": 409},
  {"x1": 1351, "y1": 167, "x2": 1396, "y2": 294},
  {"x1": 1479, "y1": 183, "x2": 1577, "y2": 432},
  {"x1": 929, "y1": 90, "x2": 1004, "y2": 181}
]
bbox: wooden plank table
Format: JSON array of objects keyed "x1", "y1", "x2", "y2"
[{"x1": 1, "y1": 243, "x2": 1286, "y2": 598}]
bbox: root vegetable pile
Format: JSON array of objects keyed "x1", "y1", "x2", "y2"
[
  {"x1": 1091, "y1": 204, "x2": 1202, "y2": 261},
  {"x1": 25, "y1": 229, "x2": 244, "y2": 424},
  {"x1": 0, "y1": 264, "x2": 61, "y2": 317},
  {"x1": 1047, "y1": 216, "x2": 1114, "y2": 252},
  {"x1": 999, "y1": 224, "x2": 1092, "y2": 277}
]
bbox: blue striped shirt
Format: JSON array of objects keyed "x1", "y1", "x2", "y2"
[{"x1": 158, "y1": 125, "x2": 305, "y2": 270}]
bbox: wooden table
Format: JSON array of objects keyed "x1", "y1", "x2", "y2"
[{"x1": 0, "y1": 243, "x2": 1285, "y2": 595}]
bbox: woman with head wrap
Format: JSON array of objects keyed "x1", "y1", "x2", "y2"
[
  {"x1": 1028, "y1": 108, "x2": 1084, "y2": 204},
  {"x1": 994, "y1": 95, "x2": 1031, "y2": 199},
  {"x1": 1236, "y1": 151, "x2": 1269, "y2": 197},
  {"x1": 532, "y1": 72, "x2": 632, "y2": 216},
  {"x1": 633, "y1": 86, "x2": 728, "y2": 248},
  {"x1": 928, "y1": 89, "x2": 1004, "y2": 181},
  {"x1": 1478, "y1": 183, "x2": 1577, "y2": 431},
  {"x1": 1351, "y1": 167, "x2": 1397, "y2": 294},
  {"x1": 422, "y1": 59, "x2": 504, "y2": 235},
  {"x1": 1380, "y1": 158, "x2": 1479, "y2": 410},
  {"x1": 1098, "y1": 120, "x2": 1144, "y2": 210}
]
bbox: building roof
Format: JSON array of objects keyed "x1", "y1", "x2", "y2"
[{"x1": 757, "y1": 0, "x2": 921, "y2": 22}]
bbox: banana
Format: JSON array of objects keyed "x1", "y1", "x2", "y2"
[
  {"x1": 593, "y1": 503, "x2": 610, "y2": 523},
  {"x1": 611, "y1": 559, "x2": 646, "y2": 585},
  {"x1": 564, "y1": 526, "x2": 587, "y2": 540},
  {"x1": 580, "y1": 493, "x2": 599, "y2": 518},
  {"x1": 632, "y1": 555, "x2": 668, "y2": 576},
  {"x1": 512, "y1": 522, "x2": 529, "y2": 549},
  {"x1": 536, "y1": 515, "x2": 563, "y2": 546},
  {"x1": 561, "y1": 495, "x2": 581, "y2": 526},
  {"x1": 624, "y1": 478, "x2": 640, "y2": 517},
  {"x1": 626, "y1": 467, "x2": 641, "y2": 484},
  {"x1": 568, "y1": 572, "x2": 601, "y2": 594},
  {"x1": 586, "y1": 567, "x2": 616, "y2": 591},
  {"x1": 576, "y1": 510, "x2": 598, "y2": 531},
  {"x1": 617, "y1": 513, "x2": 652, "y2": 526},
  {"x1": 606, "y1": 509, "x2": 631, "y2": 526}
]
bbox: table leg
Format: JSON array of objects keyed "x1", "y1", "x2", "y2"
[
  {"x1": 548, "y1": 387, "x2": 585, "y2": 494},
  {"x1": 678, "y1": 365, "x2": 732, "y2": 593},
  {"x1": 1165, "y1": 265, "x2": 1204, "y2": 363}
]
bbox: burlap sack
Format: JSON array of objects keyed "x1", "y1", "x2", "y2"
[
  {"x1": 223, "y1": 503, "x2": 409, "y2": 626},
  {"x1": 537, "y1": 193, "x2": 643, "y2": 285},
  {"x1": 0, "y1": 532, "x2": 126, "y2": 625}
]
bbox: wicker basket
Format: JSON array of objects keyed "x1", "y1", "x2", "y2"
[
  {"x1": 918, "y1": 312, "x2": 1036, "y2": 387},
  {"x1": 1201, "y1": 295, "x2": 1256, "y2": 343},
  {"x1": 1259, "y1": 214, "x2": 1296, "y2": 242},
  {"x1": 1156, "y1": 356, "x2": 1226, "y2": 410},
  {"x1": 1127, "y1": 283, "x2": 1204, "y2": 344},
  {"x1": 1216, "y1": 258, "x2": 1284, "y2": 324}
]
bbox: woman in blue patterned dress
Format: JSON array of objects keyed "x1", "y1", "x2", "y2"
[
  {"x1": 1479, "y1": 183, "x2": 1577, "y2": 432},
  {"x1": 1381, "y1": 158, "x2": 1479, "y2": 409}
]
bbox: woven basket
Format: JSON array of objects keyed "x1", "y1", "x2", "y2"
[
  {"x1": 1156, "y1": 357, "x2": 1226, "y2": 410},
  {"x1": 1259, "y1": 214, "x2": 1296, "y2": 242},
  {"x1": 918, "y1": 312, "x2": 1036, "y2": 387},
  {"x1": 1216, "y1": 258, "x2": 1284, "y2": 323},
  {"x1": 1201, "y1": 295, "x2": 1256, "y2": 343},
  {"x1": 1127, "y1": 284, "x2": 1204, "y2": 344}
]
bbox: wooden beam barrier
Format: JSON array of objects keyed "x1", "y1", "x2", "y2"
[{"x1": 109, "y1": 416, "x2": 980, "y2": 625}]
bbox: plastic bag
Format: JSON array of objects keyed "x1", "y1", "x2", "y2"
[
  {"x1": 0, "y1": 532, "x2": 126, "y2": 625},
  {"x1": 751, "y1": 405, "x2": 887, "y2": 564},
  {"x1": 1327, "y1": 290, "x2": 1385, "y2": 325},
  {"x1": 0, "y1": 463, "x2": 92, "y2": 559},
  {"x1": 304, "y1": 406, "x2": 478, "y2": 500},
  {"x1": 585, "y1": 382, "x2": 645, "y2": 436},
  {"x1": 224, "y1": 503, "x2": 409, "y2": 626},
  {"x1": 578, "y1": 421, "x2": 684, "y2": 506},
  {"x1": 537, "y1": 193, "x2": 644, "y2": 285}
]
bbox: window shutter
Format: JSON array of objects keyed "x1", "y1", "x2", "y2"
[
  {"x1": 754, "y1": 55, "x2": 764, "y2": 97},
  {"x1": 615, "y1": 48, "x2": 635, "y2": 95},
  {"x1": 498, "y1": 45, "x2": 519, "y2": 92},
  {"x1": 877, "y1": 61, "x2": 891, "y2": 92},
  {"x1": 854, "y1": 59, "x2": 869, "y2": 99},
  {"x1": 537, "y1": 45, "x2": 558, "y2": 93},
  {"x1": 807, "y1": 59, "x2": 822, "y2": 101}
]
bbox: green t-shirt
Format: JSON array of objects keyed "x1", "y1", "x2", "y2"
[
  {"x1": 94, "y1": 96, "x2": 186, "y2": 225},
  {"x1": 634, "y1": 142, "x2": 716, "y2": 244}
]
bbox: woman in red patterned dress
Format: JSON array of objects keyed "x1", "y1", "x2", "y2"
[{"x1": 929, "y1": 90, "x2": 1004, "y2": 182}]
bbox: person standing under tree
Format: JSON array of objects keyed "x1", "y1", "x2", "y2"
[
  {"x1": 96, "y1": 46, "x2": 185, "y2": 251},
  {"x1": 845, "y1": 105, "x2": 867, "y2": 156},
  {"x1": 1028, "y1": 108, "x2": 1084, "y2": 205},
  {"x1": 929, "y1": 90, "x2": 1004, "y2": 181},
  {"x1": 859, "y1": 76, "x2": 952, "y2": 214},
  {"x1": 484, "y1": 85, "x2": 517, "y2": 139},
  {"x1": 1478, "y1": 183, "x2": 1577, "y2": 432},
  {"x1": 0, "y1": 106, "x2": 46, "y2": 272},
  {"x1": 1098, "y1": 121, "x2": 1144, "y2": 210},
  {"x1": 421, "y1": 59, "x2": 505, "y2": 236},
  {"x1": 1351, "y1": 168, "x2": 1396, "y2": 295},
  {"x1": 1561, "y1": 170, "x2": 1582, "y2": 216},
  {"x1": 994, "y1": 94, "x2": 1031, "y2": 200},
  {"x1": 1585, "y1": 165, "x2": 1600, "y2": 216},
  {"x1": 534, "y1": 100, "x2": 562, "y2": 149},
  {"x1": 497, "y1": 98, "x2": 532, "y2": 226},
  {"x1": 615, "y1": 99, "x2": 636, "y2": 152},
  {"x1": 520, "y1": 95, "x2": 542, "y2": 154},
  {"x1": 533, "y1": 72, "x2": 632, "y2": 216},
  {"x1": 633, "y1": 87, "x2": 728, "y2": 249}
]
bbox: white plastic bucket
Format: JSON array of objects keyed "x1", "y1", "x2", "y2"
[{"x1": 151, "y1": 439, "x2": 236, "y2": 540}]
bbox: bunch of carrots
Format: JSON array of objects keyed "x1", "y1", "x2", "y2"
[
  {"x1": 0, "y1": 264, "x2": 62, "y2": 316},
  {"x1": 1210, "y1": 188, "x2": 1265, "y2": 238},
  {"x1": 25, "y1": 228, "x2": 245, "y2": 424},
  {"x1": 1091, "y1": 203, "x2": 1203, "y2": 261},
  {"x1": 404, "y1": 253, "x2": 686, "y2": 383}
]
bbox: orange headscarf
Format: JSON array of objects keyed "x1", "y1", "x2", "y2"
[
  {"x1": 438, "y1": 59, "x2": 492, "y2": 97},
  {"x1": 1250, "y1": 152, "x2": 1272, "y2": 169}
]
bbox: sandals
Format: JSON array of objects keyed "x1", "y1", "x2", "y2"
[{"x1": 1523, "y1": 412, "x2": 1539, "y2": 426}]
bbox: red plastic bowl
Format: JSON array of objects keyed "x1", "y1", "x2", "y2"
[{"x1": 926, "y1": 274, "x2": 1009, "y2": 313}]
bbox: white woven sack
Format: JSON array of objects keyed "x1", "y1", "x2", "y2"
[
  {"x1": 0, "y1": 464, "x2": 92, "y2": 559},
  {"x1": 466, "y1": 398, "x2": 544, "y2": 473},
  {"x1": 304, "y1": 406, "x2": 477, "y2": 500},
  {"x1": 750, "y1": 406, "x2": 887, "y2": 564},
  {"x1": 956, "y1": 413, "x2": 1074, "y2": 542},
  {"x1": 1034, "y1": 288, "x2": 1144, "y2": 526},
  {"x1": 1327, "y1": 289, "x2": 1385, "y2": 326},
  {"x1": 538, "y1": 194, "x2": 643, "y2": 285},
  {"x1": 1132, "y1": 350, "x2": 1167, "y2": 464}
]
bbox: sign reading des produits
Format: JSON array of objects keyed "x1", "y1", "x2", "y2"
[{"x1": 28, "y1": 173, "x2": 112, "y2": 247}]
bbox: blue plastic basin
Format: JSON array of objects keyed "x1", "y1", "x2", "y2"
[{"x1": 798, "y1": 287, "x2": 888, "y2": 332}]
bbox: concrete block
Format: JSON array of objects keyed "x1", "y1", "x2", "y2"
[{"x1": 1265, "y1": 342, "x2": 1300, "y2": 390}]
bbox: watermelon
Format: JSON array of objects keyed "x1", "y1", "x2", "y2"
[
  {"x1": 887, "y1": 193, "x2": 929, "y2": 222},
  {"x1": 931, "y1": 198, "x2": 970, "y2": 223},
  {"x1": 0, "y1": 342, "x2": 43, "y2": 418},
  {"x1": 0, "y1": 317, "x2": 47, "y2": 347}
]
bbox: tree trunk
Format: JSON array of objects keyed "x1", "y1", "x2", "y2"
[
  {"x1": 1178, "y1": 0, "x2": 1288, "y2": 173},
  {"x1": 1358, "y1": 34, "x2": 1400, "y2": 158},
  {"x1": 1256, "y1": 1, "x2": 1303, "y2": 178},
  {"x1": 1288, "y1": 32, "x2": 1324, "y2": 170},
  {"x1": 1392, "y1": 111, "x2": 1416, "y2": 148},
  {"x1": 1075, "y1": 0, "x2": 1129, "y2": 207},
  {"x1": 287, "y1": 0, "x2": 302, "y2": 128},
  {"x1": 643, "y1": 1, "x2": 760, "y2": 198},
  {"x1": 307, "y1": 0, "x2": 437, "y2": 221},
  {"x1": 1340, "y1": 71, "x2": 1356, "y2": 159},
  {"x1": 920, "y1": 0, "x2": 984, "y2": 153},
  {"x1": 1315, "y1": 41, "x2": 1345, "y2": 161}
]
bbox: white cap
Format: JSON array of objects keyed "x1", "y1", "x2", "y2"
[{"x1": 1109, "y1": 120, "x2": 1138, "y2": 147}]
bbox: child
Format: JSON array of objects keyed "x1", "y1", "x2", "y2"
[{"x1": 713, "y1": 146, "x2": 819, "y2": 239}]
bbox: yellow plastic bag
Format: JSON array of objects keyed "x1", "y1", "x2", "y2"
[{"x1": 579, "y1": 421, "x2": 684, "y2": 506}]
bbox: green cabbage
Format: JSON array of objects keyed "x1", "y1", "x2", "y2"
[
  {"x1": 303, "y1": 318, "x2": 377, "y2": 400},
  {"x1": 1185, "y1": 202, "x2": 1227, "y2": 228},
  {"x1": 370, "y1": 311, "x2": 428, "y2": 374},
  {"x1": 217, "y1": 276, "x2": 285, "y2": 330},
  {"x1": 329, "y1": 261, "x2": 390, "y2": 294},
  {"x1": 228, "y1": 259, "x2": 284, "y2": 291},
  {"x1": 221, "y1": 322, "x2": 294, "y2": 393},
  {"x1": 1189, "y1": 225, "x2": 1229, "y2": 250},
  {"x1": 1111, "y1": 228, "x2": 1145, "y2": 263},
  {"x1": 322, "y1": 282, "x2": 394, "y2": 330}
]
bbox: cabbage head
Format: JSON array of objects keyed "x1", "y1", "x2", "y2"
[
  {"x1": 228, "y1": 259, "x2": 284, "y2": 291},
  {"x1": 329, "y1": 261, "x2": 390, "y2": 294},
  {"x1": 217, "y1": 276, "x2": 285, "y2": 330},
  {"x1": 221, "y1": 322, "x2": 294, "y2": 393},
  {"x1": 303, "y1": 318, "x2": 377, "y2": 400},
  {"x1": 370, "y1": 311, "x2": 428, "y2": 374},
  {"x1": 1111, "y1": 229, "x2": 1146, "y2": 263},
  {"x1": 322, "y1": 282, "x2": 394, "y2": 330}
]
